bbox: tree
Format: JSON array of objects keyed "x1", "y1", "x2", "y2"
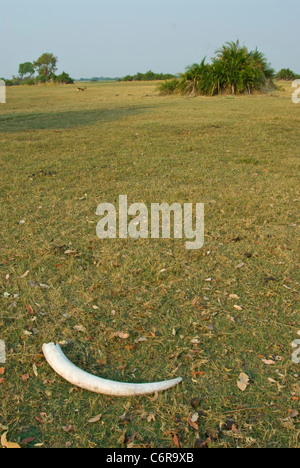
[
  {"x1": 18, "y1": 62, "x2": 35, "y2": 79},
  {"x1": 34, "y1": 53, "x2": 57, "y2": 81}
]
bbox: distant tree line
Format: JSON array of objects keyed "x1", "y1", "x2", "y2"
[
  {"x1": 89, "y1": 77, "x2": 119, "y2": 82},
  {"x1": 121, "y1": 70, "x2": 176, "y2": 82},
  {"x1": 1, "y1": 53, "x2": 74, "y2": 86}
]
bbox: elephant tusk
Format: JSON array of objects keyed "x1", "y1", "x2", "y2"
[{"x1": 42, "y1": 343, "x2": 182, "y2": 396}]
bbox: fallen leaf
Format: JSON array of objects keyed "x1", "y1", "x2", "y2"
[
  {"x1": 147, "y1": 413, "x2": 156, "y2": 423},
  {"x1": 20, "y1": 437, "x2": 35, "y2": 445},
  {"x1": 88, "y1": 414, "x2": 102, "y2": 424},
  {"x1": 135, "y1": 336, "x2": 147, "y2": 343},
  {"x1": 261, "y1": 359, "x2": 276, "y2": 366},
  {"x1": 115, "y1": 331, "x2": 130, "y2": 340},
  {"x1": 288, "y1": 409, "x2": 299, "y2": 418},
  {"x1": 62, "y1": 425, "x2": 74, "y2": 433},
  {"x1": 231, "y1": 424, "x2": 240, "y2": 434},
  {"x1": 26, "y1": 305, "x2": 34, "y2": 315},
  {"x1": 229, "y1": 294, "x2": 240, "y2": 300},
  {"x1": 173, "y1": 434, "x2": 180, "y2": 448},
  {"x1": 73, "y1": 325, "x2": 86, "y2": 333},
  {"x1": 0, "y1": 378, "x2": 7, "y2": 384},
  {"x1": 0, "y1": 368, "x2": 5, "y2": 375},
  {"x1": 21, "y1": 373, "x2": 30, "y2": 382},
  {"x1": 19, "y1": 270, "x2": 30, "y2": 279},
  {"x1": 187, "y1": 414, "x2": 199, "y2": 430},
  {"x1": 32, "y1": 364, "x2": 38, "y2": 377},
  {"x1": 1, "y1": 432, "x2": 21, "y2": 449},
  {"x1": 237, "y1": 373, "x2": 250, "y2": 392}
]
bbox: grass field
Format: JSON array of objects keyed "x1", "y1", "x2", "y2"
[{"x1": 0, "y1": 81, "x2": 299, "y2": 448}]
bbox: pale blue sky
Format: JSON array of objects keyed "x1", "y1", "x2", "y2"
[{"x1": 0, "y1": 0, "x2": 299, "y2": 78}]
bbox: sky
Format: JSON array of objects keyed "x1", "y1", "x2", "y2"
[{"x1": 0, "y1": 0, "x2": 299, "y2": 79}]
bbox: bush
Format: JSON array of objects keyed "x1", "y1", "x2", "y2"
[
  {"x1": 3, "y1": 77, "x2": 22, "y2": 86},
  {"x1": 276, "y1": 68, "x2": 297, "y2": 81},
  {"x1": 159, "y1": 78, "x2": 180, "y2": 95},
  {"x1": 55, "y1": 72, "x2": 74, "y2": 84},
  {"x1": 36, "y1": 74, "x2": 49, "y2": 84},
  {"x1": 22, "y1": 78, "x2": 36, "y2": 86},
  {"x1": 159, "y1": 41, "x2": 275, "y2": 96}
]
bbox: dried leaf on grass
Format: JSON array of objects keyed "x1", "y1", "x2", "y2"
[
  {"x1": 1, "y1": 432, "x2": 21, "y2": 449},
  {"x1": 88, "y1": 414, "x2": 102, "y2": 424},
  {"x1": 19, "y1": 270, "x2": 30, "y2": 279},
  {"x1": 147, "y1": 413, "x2": 156, "y2": 423},
  {"x1": 288, "y1": 409, "x2": 299, "y2": 418},
  {"x1": 261, "y1": 359, "x2": 276, "y2": 365},
  {"x1": 187, "y1": 413, "x2": 199, "y2": 430},
  {"x1": 114, "y1": 331, "x2": 130, "y2": 339},
  {"x1": 73, "y1": 325, "x2": 87, "y2": 333},
  {"x1": 173, "y1": 433, "x2": 180, "y2": 448},
  {"x1": 62, "y1": 425, "x2": 74, "y2": 433},
  {"x1": 237, "y1": 373, "x2": 250, "y2": 392}
]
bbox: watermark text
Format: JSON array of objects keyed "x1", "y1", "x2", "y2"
[
  {"x1": 292, "y1": 79, "x2": 300, "y2": 104},
  {"x1": 96, "y1": 196, "x2": 204, "y2": 250},
  {"x1": 0, "y1": 79, "x2": 6, "y2": 104}
]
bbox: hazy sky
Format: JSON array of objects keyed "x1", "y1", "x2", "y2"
[{"x1": 1, "y1": 0, "x2": 299, "y2": 78}]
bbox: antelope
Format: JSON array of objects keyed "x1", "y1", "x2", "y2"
[{"x1": 77, "y1": 86, "x2": 87, "y2": 92}]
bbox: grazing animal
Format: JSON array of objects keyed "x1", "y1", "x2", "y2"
[{"x1": 77, "y1": 86, "x2": 87, "y2": 92}]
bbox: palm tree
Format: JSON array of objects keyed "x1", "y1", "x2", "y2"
[{"x1": 159, "y1": 41, "x2": 275, "y2": 96}]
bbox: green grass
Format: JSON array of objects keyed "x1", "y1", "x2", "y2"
[{"x1": 0, "y1": 81, "x2": 299, "y2": 448}]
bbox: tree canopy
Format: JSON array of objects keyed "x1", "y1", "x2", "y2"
[
  {"x1": 18, "y1": 62, "x2": 35, "y2": 78},
  {"x1": 33, "y1": 53, "x2": 58, "y2": 80}
]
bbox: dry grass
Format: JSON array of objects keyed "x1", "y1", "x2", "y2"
[{"x1": 0, "y1": 81, "x2": 299, "y2": 448}]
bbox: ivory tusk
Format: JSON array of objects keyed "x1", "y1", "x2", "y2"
[{"x1": 42, "y1": 343, "x2": 182, "y2": 396}]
